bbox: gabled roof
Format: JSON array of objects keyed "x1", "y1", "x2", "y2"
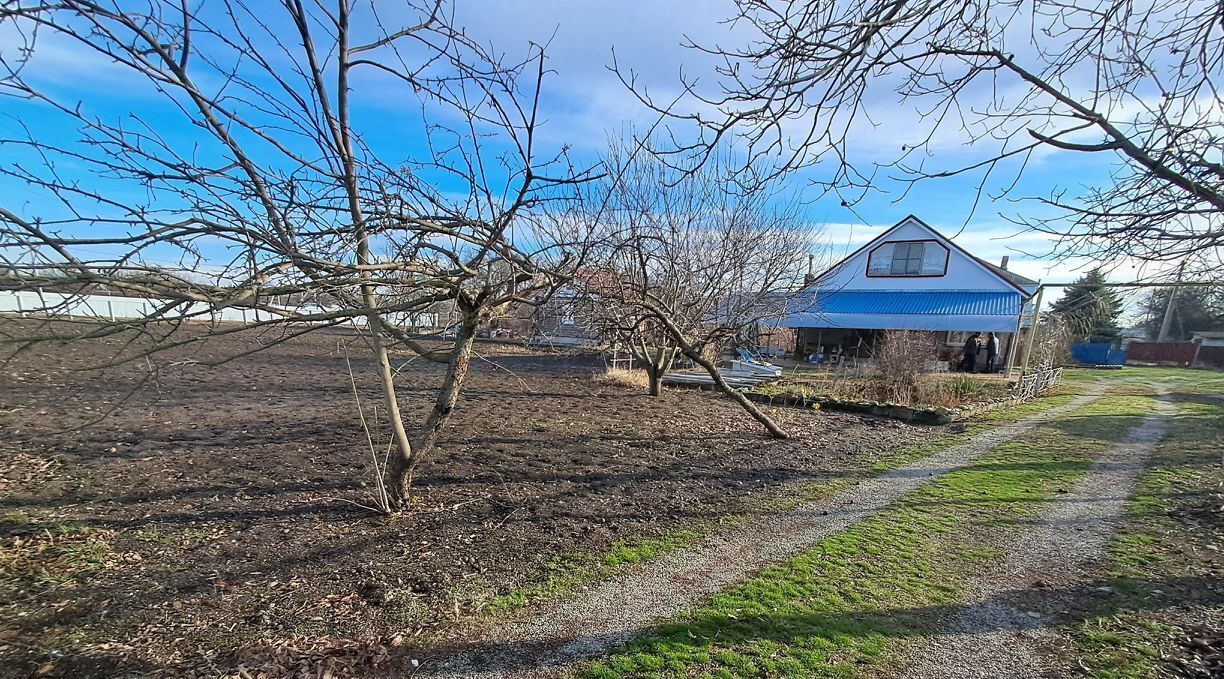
[{"x1": 812, "y1": 215, "x2": 1034, "y2": 297}]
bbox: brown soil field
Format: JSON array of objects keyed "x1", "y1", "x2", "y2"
[{"x1": 0, "y1": 321, "x2": 939, "y2": 678}]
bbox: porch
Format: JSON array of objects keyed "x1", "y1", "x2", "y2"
[
  {"x1": 791, "y1": 328, "x2": 1019, "y2": 373},
  {"x1": 783, "y1": 289, "x2": 1026, "y2": 373}
]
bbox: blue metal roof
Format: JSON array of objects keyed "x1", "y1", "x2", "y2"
[
  {"x1": 791, "y1": 290, "x2": 1021, "y2": 316},
  {"x1": 783, "y1": 290, "x2": 1023, "y2": 332}
]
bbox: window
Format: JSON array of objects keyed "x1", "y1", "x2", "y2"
[
  {"x1": 946, "y1": 331, "x2": 971, "y2": 345},
  {"x1": 891, "y1": 242, "x2": 924, "y2": 275},
  {"x1": 866, "y1": 240, "x2": 948, "y2": 277}
]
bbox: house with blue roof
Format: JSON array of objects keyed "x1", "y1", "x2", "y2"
[{"x1": 784, "y1": 215, "x2": 1037, "y2": 370}]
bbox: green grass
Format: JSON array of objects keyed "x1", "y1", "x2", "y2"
[
  {"x1": 1061, "y1": 365, "x2": 1224, "y2": 393},
  {"x1": 1072, "y1": 395, "x2": 1224, "y2": 678},
  {"x1": 483, "y1": 532, "x2": 701, "y2": 614},
  {"x1": 578, "y1": 391, "x2": 1153, "y2": 678},
  {"x1": 1, "y1": 512, "x2": 32, "y2": 525},
  {"x1": 0, "y1": 522, "x2": 115, "y2": 590}
]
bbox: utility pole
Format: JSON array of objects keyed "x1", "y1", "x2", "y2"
[{"x1": 1157, "y1": 262, "x2": 1186, "y2": 342}]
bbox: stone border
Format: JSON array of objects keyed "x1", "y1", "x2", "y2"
[
  {"x1": 741, "y1": 390, "x2": 954, "y2": 424},
  {"x1": 743, "y1": 366, "x2": 1065, "y2": 425}
]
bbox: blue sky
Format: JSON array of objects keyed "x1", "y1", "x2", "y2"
[{"x1": 0, "y1": 0, "x2": 1172, "y2": 316}]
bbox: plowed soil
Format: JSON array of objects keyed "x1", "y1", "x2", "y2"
[{"x1": 0, "y1": 321, "x2": 938, "y2": 678}]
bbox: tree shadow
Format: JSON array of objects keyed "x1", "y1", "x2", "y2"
[{"x1": 416, "y1": 575, "x2": 1224, "y2": 677}]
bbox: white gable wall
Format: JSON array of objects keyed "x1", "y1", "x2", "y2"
[{"x1": 815, "y1": 218, "x2": 1018, "y2": 293}]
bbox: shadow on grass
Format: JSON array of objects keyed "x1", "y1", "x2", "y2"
[
  {"x1": 1041, "y1": 414, "x2": 1149, "y2": 443},
  {"x1": 419, "y1": 575, "x2": 1224, "y2": 678}
]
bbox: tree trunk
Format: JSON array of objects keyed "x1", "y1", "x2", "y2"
[
  {"x1": 636, "y1": 344, "x2": 676, "y2": 397},
  {"x1": 684, "y1": 347, "x2": 789, "y2": 439},
  {"x1": 410, "y1": 310, "x2": 480, "y2": 461},
  {"x1": 382, "y1": 311, "x2": 480, "y2": 510},
  {"x1": 377, "y1": 335, "x2": 417, "y2": 512}
]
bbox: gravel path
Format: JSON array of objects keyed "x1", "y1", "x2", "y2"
[
  {"x1": 889, "y1": 389, "x2": 1176, "y2": 679},
  {"x1": 421, "y1": 390, "x2": 1105, "y2": 678}
]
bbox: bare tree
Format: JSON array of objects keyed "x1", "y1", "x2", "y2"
[
  {"x1": 0, "y1": 0, "x2": 595, "y2": 512},
  {"x1": 618, "y1": 0, "x2": 1224, "y2": 267},
  {"x1": 573, "y1": 139, "x2": 815, "y2": 438}
]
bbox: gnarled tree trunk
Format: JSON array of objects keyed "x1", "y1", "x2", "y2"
[
  {"x1": 683, "y1": 346, "x2": 789, "y2": 439},
  {"x1": 638, "y1": 342, "x2": 675, "y2": 397},
  {"x1": 378, "y1": 307, "x2": 481, "y2": 506}
]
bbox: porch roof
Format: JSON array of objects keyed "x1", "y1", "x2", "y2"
[{"x1": 783, "y1": 290, "x2": 1022, "y2": 333}]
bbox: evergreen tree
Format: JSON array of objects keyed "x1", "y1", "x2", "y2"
[
  {"x1": 1140, "y1": 286, "x2": 1224, "y2": 340},
  {"x1": 1050, "y1": 268, "x2": 1124, "y2": 343}
]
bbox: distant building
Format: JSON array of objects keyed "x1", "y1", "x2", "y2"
[{"x1": 1191, "y1": 330, "x2": 1224, "y2": 347}]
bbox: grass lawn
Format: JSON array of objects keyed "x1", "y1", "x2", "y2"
[
  {"x1": 577, "y1": 385, "x2": 1157, "y2": 678},
  {"x1": 1073, "y1": 392, "x2": 1224, "y2": 678},
  {"x1": 1060, "y1": 365, "x2": 1224, "y2": 394}
]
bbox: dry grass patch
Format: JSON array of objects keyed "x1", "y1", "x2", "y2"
[
  {"x1": 758, "y1": 372, "x2": 1011, "y2": 409},
  {"x1": 594, "y1": 367, "x2": 652, "y2": 391}
]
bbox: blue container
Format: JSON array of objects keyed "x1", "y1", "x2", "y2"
[{"x1": 1070, "y1": 342, "x2": 1127, "y2": 366}]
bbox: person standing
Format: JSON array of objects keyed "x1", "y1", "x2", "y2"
[
  {"x1": 985, "y1": 332, "x2": 999, "y2": 372},
  {"x1": 962, "y1": 333, "x2": 981, "y2": 372}
]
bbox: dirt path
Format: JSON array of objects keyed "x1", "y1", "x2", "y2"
[
  {"x1": 420, "y1": 390, "x2": 1105, "y2": 678},
  {"x1": 888, "y1": 390, "x2": 1176, "y2": 679}
]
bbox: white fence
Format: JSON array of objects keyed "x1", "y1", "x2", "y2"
[
  {"x1": 1013, "y1": 366, "x2": 1064, "y2": 399},
  {"x1": 0, "y1": 289, "x2": 438, "y2": 329}
]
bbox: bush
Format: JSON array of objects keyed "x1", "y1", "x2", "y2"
[
  {"x1": 915, "y1": 375, "x2": 993, "y2": 408},
  {"x1": 869, "y1": 330, "x2": 936, "y2": 403}
]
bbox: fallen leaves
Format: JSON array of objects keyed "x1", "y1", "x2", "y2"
[
  {"x1": 0, "y1": 452, "x2": 61, "y2": 490},
  {"x1": 225, "y1": 635, "x2": 396, "y2": 679},
  {"x1": 0, "y1": 524, "x2": 117, "y2": 590},
  {"x1": 1165, "y1": 622, "x2": 1224, "y2": 678}
]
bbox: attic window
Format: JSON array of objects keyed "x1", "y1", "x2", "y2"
[{"x1": 866, "y1": 240, "x2": 948, "y2": 277}]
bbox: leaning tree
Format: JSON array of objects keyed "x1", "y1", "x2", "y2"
[
  {"x1": 572, "y1": 139, "x2": 816, "y2": 438},
  {"x1": 618, "y1": 0, "x2": 1224, "y2": 269},
  {"x1": 0, "y1": 0, "x2": 596, "y2": 512}
]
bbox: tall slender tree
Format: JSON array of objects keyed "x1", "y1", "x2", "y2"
[{"x1": 1140, "y1": 286, "x2": 1224, "y2": 340}]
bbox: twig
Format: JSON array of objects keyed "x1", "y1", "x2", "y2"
[
  {"x1": 344, "y1": 348, "x2": 392, "y2": 514},
  {"x1": 494, "y1": 506, "x2": 523, "y2": 529}
]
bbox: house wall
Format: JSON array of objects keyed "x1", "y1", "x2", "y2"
[
  {"x1": 528, "y1": 296, "x2": 600, "y2": 340},
  {"x1": 754, "y1": 325, "x2": 796, "y2": 354},
  {"x1": 814, "y1": 219, "x2": 1022, "y2": 294}
]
